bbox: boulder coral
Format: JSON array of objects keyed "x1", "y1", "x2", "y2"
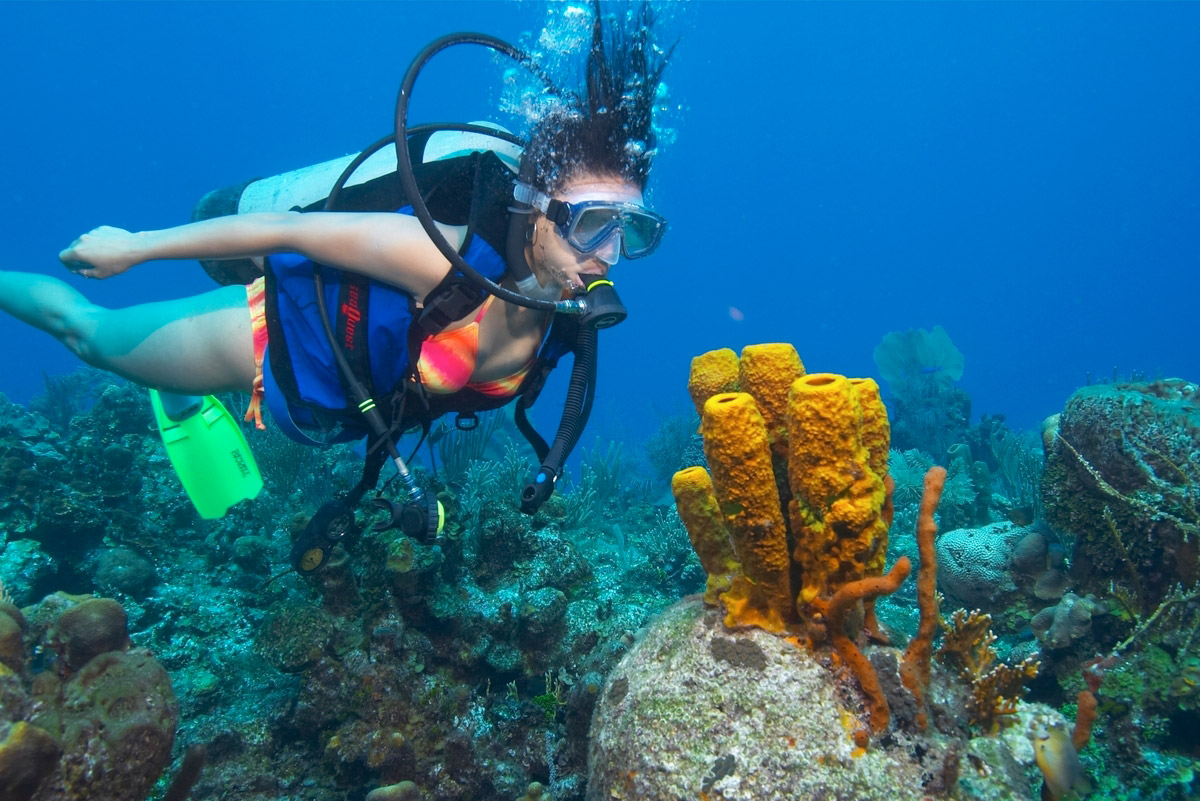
[
  {"x1": 587, "y1": 598, "x2": 1051, "y2": 801},
  {"x1": 935, "y1": 522, "x2": 1031, "y2": 607},
  {"x1": 1043, "y1": 380, "x2": 1200, "y2": 610},
  {"x1": 0, "y1": 593, "x2": 177, "y2": 801}
]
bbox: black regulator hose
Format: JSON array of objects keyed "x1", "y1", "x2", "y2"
[
  {"x1": 394, "y1": 32, "x2": 564, "y2": 313},
  {"x1": 308, "y1": 121, "x2": 526, "y2": 502},
  {"x1": 520, "y1": 326, "x2": 598, "y2": 513}
]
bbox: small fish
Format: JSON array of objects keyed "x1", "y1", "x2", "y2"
[
  {"x1": 918, "y1": 365, "x2": 945, "y2": 375},
  {"x1": 1170, "y1": 655, "x2": 1200, "y2": 699},
  {"x1": 1029, "y1": 714, "x2": 1092, "y2": 800}
]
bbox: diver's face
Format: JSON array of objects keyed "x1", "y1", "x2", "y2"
[{"x1": 529, "y1": 175, "x2": 644, "y2": 295}]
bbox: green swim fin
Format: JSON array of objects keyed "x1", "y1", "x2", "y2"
[{"x1": 150, "y1": 390, "x2": 263, "y2": 519}]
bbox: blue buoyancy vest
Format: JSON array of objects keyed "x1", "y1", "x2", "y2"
[{"x1": 262, "y1": 206, "x2": 508, "y2": 442}]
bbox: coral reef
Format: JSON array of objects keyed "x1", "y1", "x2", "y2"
[
  {"x1": 0, "y1": 593, "x2": 178, "y2": 801},
  {"x1": 7, "y1": 351, "x2": 1195, "y2": 800},
  {"x1": 588, "y1": 598, "x2": 1054, "y2": 801},
  {"x1": 0, "y1": 372, "x2": 703, "y2": 801},
  {"x1": 1043, "y1": 380, "x2": 1200, "y2": 611}
]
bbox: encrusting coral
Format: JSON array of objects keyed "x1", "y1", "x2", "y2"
[{"x1": 674, "y1": 343, "x2": 946, "y2": 740}]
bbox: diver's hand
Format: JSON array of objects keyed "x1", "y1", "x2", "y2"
[{"x1": 60, "y1": 226, "x2": 142, "y2": 279}]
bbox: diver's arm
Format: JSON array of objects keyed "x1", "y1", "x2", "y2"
[{"x1": 60, "y1": 212, "x2": 463, "y2": 299}]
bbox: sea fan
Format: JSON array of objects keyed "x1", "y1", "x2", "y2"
[{"x1": 873, "y1": 325, "x2": 965, "y2": 388}]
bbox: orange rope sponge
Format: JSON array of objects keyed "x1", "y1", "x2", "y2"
[
  {"x1": 900, "y1": 466, "x2": 947, "y2": 731},
  {"x1": 824, "y1": 557, "x2": 913, "y2": 735},
  {"x1": 1072, "y1": 689, "x2": 1098, "y2": 751},
  {"x1": 702, "y1": 392, "x2": 795, "y2": 632}
]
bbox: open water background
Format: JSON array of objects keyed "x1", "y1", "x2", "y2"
[{"x1": 1, "y1": 1, "x2": 1197, "y2": 447}]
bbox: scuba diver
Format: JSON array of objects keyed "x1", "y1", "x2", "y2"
[{"x1": 0, "y1": 3, "x2": 673, "y2": 573}]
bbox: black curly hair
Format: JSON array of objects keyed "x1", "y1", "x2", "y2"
[{"x1": 523, "y1": 1, "x2": 676, "y2": 194}]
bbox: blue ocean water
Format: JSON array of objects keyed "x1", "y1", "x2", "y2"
[
  {"x1": 2, "y1": 3, "x2": 1199, "y2": 800},
  {"x1": 1, "y1": 1, "x2": 1196, "y2": 436}
]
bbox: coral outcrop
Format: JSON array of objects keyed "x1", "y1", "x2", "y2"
[
  {"x1": 1043, "y1": 380, "x2": 1200, "y2": 610},
  {"x1": 0, "y1": 593, "x2": 178, "y2": 801},
  {"x1": 587, "y1": 598, "x2": 1051, "y2": 801},
  {"x1": 935, "y1": 521, "x2": 1032, "y2": 607},
  {"x1": 672, "y1": 344, "x2": 933, "y2": 738},
  {"x1": 1029, "y1": 592, "x2": 1107, "y2": 651}
]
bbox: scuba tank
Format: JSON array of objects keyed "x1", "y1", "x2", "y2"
[
  {"x1": 193, "y1": 32, "x2": 626, "y2": 574},
  {"x1": 192, "y1": 124, "x2": 523, "y2": 287}
]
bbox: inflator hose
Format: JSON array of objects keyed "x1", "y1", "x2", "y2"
[{"x1": 520, "y1": 327, "x2": 597, "y2": 513}]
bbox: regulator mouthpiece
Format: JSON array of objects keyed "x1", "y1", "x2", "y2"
[{"x1": 578, "y1": 278, "x2": 626, "y2": 329}]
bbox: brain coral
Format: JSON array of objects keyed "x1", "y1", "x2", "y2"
[{"x1": 935, "y1": 522, "x2": 1030, "y2": 607}]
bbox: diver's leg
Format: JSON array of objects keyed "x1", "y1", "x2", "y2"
[{"x1": 0, "y1": 271, "x2": 255, "y2": 394}]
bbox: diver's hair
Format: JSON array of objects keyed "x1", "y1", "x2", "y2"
[{"x1": 524, "y1": 1, "x2": 676, "y2": 194}]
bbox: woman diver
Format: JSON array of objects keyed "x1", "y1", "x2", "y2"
[{"x1": 0, "y1": 3, "x2": 673, "y2": 551}]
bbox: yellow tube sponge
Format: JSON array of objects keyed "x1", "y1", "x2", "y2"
[
  {"x1": 787, "y1": 374, "x2": 889, "y2": 606},
  {"x1": 687, "y1": 348, "x2": 741, "y2": 418},
  {"x1": 671, "y1": 467, "x2": 742, "y2": 605},
  {"x1": 850, "y1": 378, "x2": 890, "y2": 478},
  {"x1": 738, "y1": 343, "x2": 805, "y2": 453},
  {"x1": 787, "y1": 374, "x2": 864, "y2": 504},
  {"x1": 702, "y1": 392, "x2": 794, "y2": 631}
]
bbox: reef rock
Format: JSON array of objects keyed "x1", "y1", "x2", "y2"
[
  {"x1": 588, "y1": 598, "x2": 1036, "y2": 801},
  {"x1": 0, "y1": 593, "x2": 178, "y2": 801},
  {"x1": 1043, "y1": 380, "x2": 1200, "y2": 607},
  {"x1": 1030, "y1": 592, "x2": 1107, "y2": 650}
]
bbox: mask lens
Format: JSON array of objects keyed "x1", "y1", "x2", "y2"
[
  {"x1": 569, "y1": 206, "x2": 622, "y2": 251},
  {"x1": 559, "y1": 200, "x2": 666, "y2": 258},
  {"x1": 622, "y1": 211, "x2": 665, "y2": 258}
]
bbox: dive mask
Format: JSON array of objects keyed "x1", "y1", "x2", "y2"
[
  {"x1": 552, "y1": 200, "x2": 666, "y2": 259},
  {"x1": 514, "y1": 183, "x2": 667, "y2": 259}
]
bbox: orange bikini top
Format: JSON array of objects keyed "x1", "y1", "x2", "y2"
[{"x1": 416, "y1": 296, "x2": 534, "y2": 397}]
